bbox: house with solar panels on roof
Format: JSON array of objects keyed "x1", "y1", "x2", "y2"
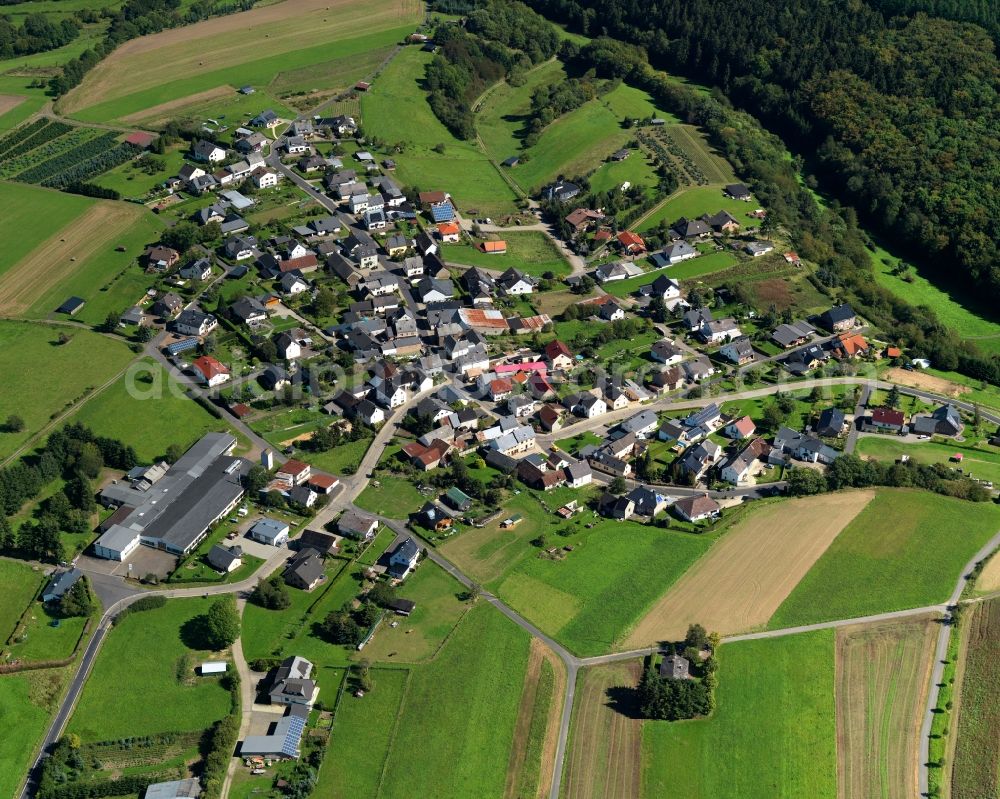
[{"x1": 240, "y1": 656, "x2": 319, "y2": 759}]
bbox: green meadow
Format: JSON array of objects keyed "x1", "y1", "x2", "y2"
[
  {"x1": 25, "y1": 210, "x2": 165, "y2": 326},
  {"x1": 0, "y1": 559, "x2": 44, "y2": 640},
  {"x1": 856, "y1": 437, "x2": 1000, "y2": 486},
  {"x1": 637, "y1": 185, "x2": 761, "y2": 232},
  {"x1": 769, "y1": 490, "x2": 1000, "y2": 628},
  {"x1": 868, "y1": 243, "x2": 998, "y2": 339},
  {"x1": 643, "y1": 630, "x2": 837, "y2": 798},
  {"x1": 0, "y1": 669, "x2": 68, "y2": 799},
  {"x1": 67, "y1": 597, "x2": 232, "y2": 741},
  {"x1": 376, "y1": 606, "x2": 530, "y2": 799},
  {"x1": 494, "y1": 519, "x2": 712, "y2": 656},
  {"x1": 441, "y1": 231, "x2": 570, "y2": 277},
  {"x1": 0, "y1": 321, "x2": 134, "y2": 461},
  {"x1": 70, "y1": 358, "x2": 234, "y2": 463}
]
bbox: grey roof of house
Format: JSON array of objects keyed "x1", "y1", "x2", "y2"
[
  {"x1": 285, "y1": 548, "x2": 324, "y2": 586},
  {"x1": 910, "y1": 415, "x2": 939, "y2": 435},
  {"x1": 207, "y1": 544, "x2": 242, "y2": 571},
  {"x1": 620, "y1": 410, "x2": 659, "y2": 434},
  {"x1": 42, "y1": 568, "x2": 81, "y2": 601},
  {"x1": 338, "y1": 509, "x2": 376, "y2": 536},
  {"x1": 822, "y1": 303, "x2": 856, "y2": 325},
  {"x1": 391, "y1": 536, "x2": 419, "y2": 563},
  {"x1": 241, "y1": 707, "x2": 307, "y2": 758},
  {"x1": 817, "y1": 407, "x2": 845, "y2": 432},
  {"x1": 250, "y1": 517, "x2": 289, "y2": 542}
]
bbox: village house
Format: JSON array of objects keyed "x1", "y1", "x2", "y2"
[
  {"x1": 819, "y1": 303, "x2": 857, "y2": 332},
  {"x1": 720, "y1": 438, "x2": 770, "y2": 484},
  {"x1": 192, "y1": 355, "x2": 230, "y2": 387},
  {"x1": 673, "y1": 494, "x2": 720, "y2": 522},
  {"x1": 173, "y1": 309, "x2": 217, "y2": 337}
]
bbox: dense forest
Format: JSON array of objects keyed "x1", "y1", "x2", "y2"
[
  {"x1": 525, "y1": 0, "x2": 1000, "y2": 300},
  {"x1": 0, "y1": 13, "x2": 79, "y2": 58},
  {"x1": 868, "y1": 0, "x2": 1000, "y2": 38}
]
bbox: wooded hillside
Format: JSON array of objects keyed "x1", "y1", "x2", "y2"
[{"x1": 526, "y1": 0, "x2": 1000, "y2": 299}]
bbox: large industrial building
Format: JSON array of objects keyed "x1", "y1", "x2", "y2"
[{"x1": 93, "y1": 433, "x2": 249, "y2": 560}]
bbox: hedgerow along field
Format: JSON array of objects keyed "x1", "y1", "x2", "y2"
[
  {"x1": 67, "y1": 597, "x2": 232, "y2": 741},
  {"x1": 623, "y1": 491, "x2": 875, "y2": 646},
  {"x1": 835, "y1": 617, "x2": 938, "y2": 799},
  {"x1": 0, "y1": 321, "x2": 134, "y2": 461},
  {"x1": 951, "y1": 597, "x2": 1000, "y2": 799},
  {"x1": 361, "y1": 47, "x2": 520, "y2": 217},
  {"x1": 60, "y1": 0, "x2": 423, "y2": 122},
  {"x1": 768, "y1": 489, "x2": 1000, "y2": 628},
  {"x1": 643, "y1": 630, "x2": 838, "y2": 798}
]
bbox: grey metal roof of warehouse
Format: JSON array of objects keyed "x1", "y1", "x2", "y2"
[{"x1": 99, "y1": 433, "x2": 248, "y2": 552}]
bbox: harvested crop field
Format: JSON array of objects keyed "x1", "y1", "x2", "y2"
[
  {"x1": 504, "y1": 639, "x2": 564, "y2": 799},
  {"x1": 883, "y1": 367, "x2": 970, "y2": 398},
  {"x1": 975, "y1": 550, "x2": 1000, "y2": 593},
  {"x1": 951, "y1": 597, "x2": 1000, "y2": 799},
  {"x1": 835, "y1": 616, "x2": 937, "y2": 799},
  {"x1": 61, "y1": 0, "x2": 422, "y2": 116},
  {"x1": 118, "y1": 85, "x2": 234, "y2": 125},
  {"x1": 0, "y1": 201, "x2": 144, "y2": 316},
  {"x1": 623, "y1": 491, "x2": 875, "y2": 646},
  {"x1": 0, "y1": 94, "x2": 25, "y2": 117},
  {"x1": 563, "y1": 660, "x2": 643, "y2": 799}
]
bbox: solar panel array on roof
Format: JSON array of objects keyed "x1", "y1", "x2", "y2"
[
  {"x1": 430, "y1": 203, "x2": 454, "y2": 222},
  {"x1": 281, "y1": 715, "x2": 306, "y2": 757}
]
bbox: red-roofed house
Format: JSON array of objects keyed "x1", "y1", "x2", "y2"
[
  {"x1": 545, "y1": 340, "x2": 573, "y2": 371},
  {"x1": 401, "y1": 440, "x2": 449, "y2": 471},
  {"x1": 279, "y1": 254, "x2": 319, "y2": 273},
  {"x1": 528, "y1": 372, "x2": 556, "y2": 400},
  {"x1": 437, "y1": 222, "x2": 461, "y2": 242},
  {"x1": 490, "y1": 378, "x2": 513, "y2": 401},
  {"x1": 832, "y1": 332, "x2": 870, "y2": 359},
  {"x1": 538, "y1": 404, "x2": 565, "y2": 432},
  {"x1": 867, "y1": 407, "x2": 906, "y2": 432},
  {"x1": 308, "y1": 474, "x2": 340, "y2": 494},
  {"x1": 192, "y1": 355, "x2": 230, "y2": 387},
  {"x1": 617, "y1": 230, "x2": 646, "y2": 255},
  {"x1": 496, "y1": 362, "x2": 547, "y2": 376},
  {"x1": 276, "y1": 459, "x2": 311, "y2": 485},
  {"x1": 886, "y1": 346, "x2": 902, "y2": 358},
  {"x1": 125, "y1": 131, "x2": 156, "y2": 149},
  {"x1": 725, "y1": 415, "x2": 756, "y2": 440}
]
